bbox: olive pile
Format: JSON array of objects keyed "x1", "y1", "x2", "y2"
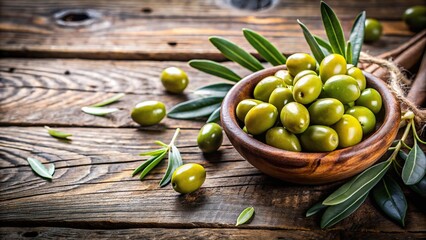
[{"x1": 236, "y1": 53, "x2": 383, "y2": 152}]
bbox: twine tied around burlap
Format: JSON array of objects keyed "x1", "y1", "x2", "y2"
[{"x1": 359, "y1": 52, "x2": 426, "y2": 133}]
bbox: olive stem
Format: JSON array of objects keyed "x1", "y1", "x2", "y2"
[
  {"x1": 389, "y1": 120, "x2": 412, "y2": 161},
  {"x1": 168, "y1": 128, "x2": 181, "y2": 149}
]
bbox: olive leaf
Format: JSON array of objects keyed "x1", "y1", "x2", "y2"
[
  {"x1": 349, "y1": 11, "x2": 366, "y2": 66},
  {"x1": 139, "y1": 151, "x2": 168, "y2": 180},
  {"x1": 45, "y1": 126, "x2": 72, "y2": 139},
  {"x1": 91, "y1": 93, "x2": 125, "y2": 107},
  {"x1": 209, "y1": 36, "x2": 264, "y2": 72},
  {"x1": 206, "y1": 107, "x2": 221, "y2": 123},
  {"x1": 298, "y1": 20, "x2": 326, "y2": 63},
  {"x1": 189, "y1": 60, "x2": 241, "y2": 82},
  {"x1": 81, "y1": 106, "x2": 119, "y2": 116},
  {"x1": 132, "y1": 153, "x2": 163, "y2": 177},
  {"x1": 320, "y1": 192, "x2": 368, "y2": 229},
  {"x1": 320, "y1": 1, "x2": 346, "y2": 57},
  {"x1": 236, "y1": 206, "x2": 255, "y2": 226},
  {"x1": 47, "y1": 163, "x2": 55, "y2": 176},
  {"x1": 139, "y1": 148, "x2": 168, "y2": 157},
  {"x1": 372, "y1": 176, "x2": 407, "y2": 227},
  {"x1": 306, "y1": 202, "x2": 327, "y2": 217},
  {"x1": 346, "y1": 41, "x2": 353, "y2": 65},
  {"x1": 402, "y1": 142, "x2": 426, "y2": 185},
  {"x1": 314, "y1": 35, "x2": 333, "y2": 55},
  {"x1": 242, "y1": 28, "x2": 287, "y2": 66},
  {"x1": 167, "y1": 96, "x2": 223, "y2": 119},
  {"x1": 27, "y1": 157, "x2": 53, "y2": 180},
  {"x1": 194, "y1": 83, "x2": 234, "y2": 97},
  {"x1": 323, "y1": 160, "x2": 391, "y2": 205},
  {"x1": 159, "y1": 145, "x2": 183, "y2": 187},
  {"x1": 409, "y1": 174, "x2": 426, "y2": 198}
]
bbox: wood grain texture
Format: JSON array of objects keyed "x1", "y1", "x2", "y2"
[
  {"x1": 1, "y1": 127, "x2": 425, "y2": 232},
  {"x1": 0, "y1": 0, "x2": 418, "y2": 60},
  {"x1": 1, "y1": 227, "x2": 425, "y2": 240},
  {"x1": 0, "y1": 59, "x2": 251, "y2": 127}
]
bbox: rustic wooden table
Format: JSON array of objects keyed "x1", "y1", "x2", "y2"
[{"x1": 1, "y1": 0, "x2": 425, "y2": 239}]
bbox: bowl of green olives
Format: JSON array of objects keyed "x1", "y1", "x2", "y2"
[{"x1": 221, "y1": 53, "x2": 401, "y2": 184}]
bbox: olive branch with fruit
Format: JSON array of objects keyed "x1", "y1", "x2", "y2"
[{"x1": 167, "y1": 1, "x2": 426, "y2": 229}]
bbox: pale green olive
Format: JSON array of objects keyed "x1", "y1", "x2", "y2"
[
  {"x1": 274, "y1": 70, "x2": 293, "y2": 85},
  {"x1": 268, "y1": 87, "x2": 294, "y2": 112},
  {"x1": 332, "y1": 114, "x2": 363, "y2": 148},
  {"x1": 300, "y1": 125, "x2": 339, "y2": 152},
  {"x1": 245, "y1": 103, "x2": 278, "y2": 135},
  {"x1": 160, "y1": 67, "x2": 189, "y2": 93},
  {"x1": 292, "y1": 75, "x2": 322, "y2": 105},
  {"x1": 355, "y1": 88, "x2": 383, "y2": 114},
  {"x1": 308, "y1": 98, "x2": 344, "y2": 126},
  {"x1": 346, "y1": 106, "x2": 376, "y2": 135},
  {"x1": 171, "y1": 163, "x2": 206, "y2": 194},
  {"x1": 323, "y1": 75, "x2": 360, "y2": 104},
  {"x1": 280, "y1": 102, "x2": 310, "y2": 134},
  {"x1": 236, "y1": 99, "x2": 262, "y2": 122},
  {"x1": 253, "y1": 76, "x2": 284, "y2": 102},
  {"x1": 265, "y1": 127, "x2": 301, "y2": 152},
  {"x1": 293, "y1": 70, "x2": 318, "y2": 85},
  {"x1": 131, "y1": 101, "x2": 166, "y2": 126},
  {"x1": 286, "y1": 53, "x2": 317, "y2": 77},
  {"x1": 319, "y1": 54, "x2": 347, "y2": 83},
  {"x1": 347, "y1": 66, "x2": 366, "y2": 91}
]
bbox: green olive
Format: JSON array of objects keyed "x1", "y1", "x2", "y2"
[
  {"x1": 355, "y1": 88, "x2": 383, "y2": 114},
  {"x1": 197, "y1": 123, "x2": 223, "y2": 153},
  {"x1": 293, "y1": 75, "x2": 322, "y2": 104},
  {"x1": 293, "y1": 70, "x2": 318, "y2": 85},
  {"x1": 403, "y1": 6, "x2": 426, "y2": 32},
  {"x1": 332, "y1": 114, "x2": 363, "y2": 148},
  {"x1": 268, "y1": 87, "x2": 294, "y2": 112},
  {"x1": 308, "y1": 98, "x2": 344, "y2": 126},
  {"x1": 171, "y1": 163, "x2": 206, "y2": 194},
  {"x1": 323, "y1": 75, "x2": 360, "y2": 104},
  {"x1": 280, "y1": 102, "x2": 310, "y2": 134},
  {"x1": 300, "y1": 125, "x2": 339, "y2": 152},
  {"x1": 160, "y1": 67, "x2": 189, "y2": 93},
  {"x1": 347, "y1": 66, "x2": 366, "y2": 91},
  {"x1": 245, "y1": 103, "x2": 278, "y2": 135},
  {"x1": 286, "y1": 53, "x2": 317, "y2": 77},
  {"x1": 346, "y1": 106, "x2": 376, "y2": 135},
  {"x1": 364, "y1": 18, "x2": 382, "y2": 42},
  {"x1": 319, "y1": 54, "x2": 347, "y2": 83},
  {"x1": 131, "y1": 101, "x2": 166, "y2": 126},
  {"x1": 253, "y1": 76, "x2": 284, "y2": 102},
  {"x1": 236, "y1": 99, "x2": 262, "y2": 122},
  {"x1": 274, "y1": 70, "x2": 293, "y2": 85},
  {"x1": 265, "y1": 127, "x2": 301, "y2": 152}
]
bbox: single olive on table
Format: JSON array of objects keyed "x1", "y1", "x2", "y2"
[
  {"x1": 171, "y1": 163, "x2": 206, "y2": 194},
  {"x1": 197, "y1": 123, "x2": 223, "y2": 153},
  {"x1": 403, "y1": 6, "x2": 426, "y2": 32},
  {"x1": 160, "y1": 67, "x2": 189, "y2": 93},
  {"x1": 131, "y1": 100, "x2": 166, "y2": 126},
  {"x1": 234, "y1": 53, "x2": 382, "y2": 152},
  {"x1": 364, "y1": 18, "x2": 383, "y2": 42}
]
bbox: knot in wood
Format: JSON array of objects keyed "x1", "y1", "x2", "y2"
[{"x1": 54, "y1": 9, "x2": 101, "y2": 27}]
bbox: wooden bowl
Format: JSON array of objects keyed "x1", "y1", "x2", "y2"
[{"x1": 221, "y1": 65, "x2": 400, "y2": 184}]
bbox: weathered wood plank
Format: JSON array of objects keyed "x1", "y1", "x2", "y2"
[
  {"x1": 1, "y1": 227, "x2": 424, "y2": 240},
  {"x1": 1, "y1": 127, "x2": 425, "y2": 232},
  {"x1": 0, "y1": 0, "x2": 417, "y2": 60},
  {"x1": 0, "y1": 59, "x2": 250, "y2": 127}
]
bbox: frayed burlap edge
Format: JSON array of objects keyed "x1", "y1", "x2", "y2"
[{"x1": 359, "y1": 52, "x2": 426, "y2": 133}]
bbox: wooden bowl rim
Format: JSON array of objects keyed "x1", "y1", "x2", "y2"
[{"x1": 221, "y1": 65, "x2": 401, "y2": 165}]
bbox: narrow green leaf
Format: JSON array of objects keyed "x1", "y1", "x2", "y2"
[
  {"x1": 159, "y1": 145, "x2": 183, "y2": 187},
  {"x1": 236, "y1": 207, "x2": 255, "y2": 226},
  {"x1": 402, "y1": 142, "x2": 426, "y2": 185},
  {"x1": 167, "y1": 96, "x2": 223, "y2": 119},
  {"x1": 206, "y1": 107, "x2": 221, "y2": 123},
  {"x1": 139, "y1": 148, "x2": 167, "y2": 156},
  {"x1": 27, "y1": 157, "x2": 53, "y2": 179},
  {"x1": 297, "y1": 20, "x2": 326, "y2": 63},
  {"x1": 346, "y1": 41, "x2": 353, "y2": 64},
  {"x1": 91, "y1": 93, "x2": 125, "y2": 107},
  {"x1": 409, "y1": 174, "x2": 426, "y2": 198},
  {"x1": 154, "y1": 141, "x2": 169, "y2": 147},
  {"x1": 45, "y1": 126, "x2": 72, "y2": 139},
  {"x1": 140, "y1": 151, "x2": 167, "y2": 180},
  {"x1": 314, "y1": 35, "x2": 333, "y2": 55},
  {"x1": 47, "y1": 163, "x2": 55, "y2": 176},
  {"x1": 349, "y1": 11, "x2": 366, "y2": 66},
  {"x1": 132, "y1": 153, "x2": 163, "y2": 176},
  {"x1": 209, "y1": 36, "x2": 264, "y2": 72},
  {"x1": 306, "y1": 202, "x2": 327, "y2": 217},
  {"x1": 321, "y1": 1, "x2": 346, "y2": 56},
  {"x1": 320, "y1": 192, "x2": 368, "y2": 228},
  {"x1": 242, "y1": 28, "x2": 286, "y2": 66},
  {"x1": 81, "y1": 106, "x2": 119, "y2": 116},
  {"x1": 194, "y1": 83, "x2": 234, "y2": 97},
  {"x1": 323, "y1": 160, "x2": 391, "y2": 205},
  {"x1": 372, "y1": 176, "x2": 407, "y2": 227},
  {"x1": 189, "y1": 60, "x2": 241, "y2": 82}
]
